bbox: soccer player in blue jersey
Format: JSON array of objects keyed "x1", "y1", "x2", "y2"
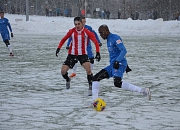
[
  {"x1": 66, "y1": 16, "x2": 102, "y2": 96},
  {"x1": 0, "y1": 11, "x2": 14, "y2": 56},
  {"x1": 91, "y1": 25, "x2": 151, "y2": 103}
]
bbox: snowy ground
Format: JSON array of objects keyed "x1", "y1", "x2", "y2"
[
  {"x1": 0, "y1": 14, "x2": 180, "y2": 130},
  {"x1": 1, "y1": 34, "x2": 180, "y2": 130}
]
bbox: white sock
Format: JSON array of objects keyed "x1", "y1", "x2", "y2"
[
  {"x1": 121, "y1": 81, "x2": 142, "y2": 93},
  {"x1": 72, "y1": 63, "x2": 78, "y2": 73},
  {"x1": 7, "y1": 45, "x2": 12, "y2": 53},
  {"x1": 92, "y1": 81, "x2": 100, "y2": 101},
  {"x1": 90, "y1": 63, "x2": 94, "y2": 70}
]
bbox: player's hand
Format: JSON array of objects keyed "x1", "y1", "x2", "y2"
[
  {"x1": 11, "y1": 33, "x2": 13, "y2": 37},
  {"x1": 99, "y1": 42, "x2": 102, "y2": 47},
  {"x1": 113, "y1": 61, "x2": 120, "y2": 69},
  {"x1": 95, "y1": 52, "x2": 101, "y2": 62},
  {"x1": 126, "y1": 65, "x2": 132, "y2": 73},
  {"x1": 56, "y1": 48, "x2": 60, "y2": 57},
  {"x1": 66, "y1": 46, "x2": 69, "y2": 50}
]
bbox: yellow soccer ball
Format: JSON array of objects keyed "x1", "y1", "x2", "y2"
[{"x1": 93, "y1": 98, "x2": 106, "y2": 112}]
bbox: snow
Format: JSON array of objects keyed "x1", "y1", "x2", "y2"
[
  {"x1": 8, "y1": 14, "x2": 180, "y2": 36},
  {"x1": 0, "y1": 14, "x2": 180, "y2": 130}
]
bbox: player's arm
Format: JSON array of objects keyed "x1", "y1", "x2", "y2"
[
  {"x1": 56, "y1": 29, "x2": 73, "y2": 57},
  {"x1": 58, "y1": 29, "x2": 73, "y2": 49},
  {"x1": 85, "y1": 29, "x2": 101, "y2": 61},
  {"x1": 66, "y1": 37, "x2": 72, "y2": 49},
  {"x1": 85, "y1": 29, "x2": 100, "y2": 53},
  {"x1": 7, "y1": 19, "x2": 13, "y2": 37},
  {"x1": 87, "y1": 25, "x2": 101, "y2": 46},
  {"x1": 7, "y1": 20, "x2": 12, "y2": 32},
  {"x1": 115, "y1": 37, "x2": 127, "y2": 62},
  {"x1": 113, "y1": 36, "x2": 127, "y2": 69},
  {"x1": 91, "y1": 29, "x2": 101, "y2": 44}
]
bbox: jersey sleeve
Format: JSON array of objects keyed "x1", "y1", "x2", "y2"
[
  {"x1": 84, "y1": 28, "x2": 100, "y2": 53},
  {"x1": 91, "y1": 29, "x2": 101, "y2": 43},
  {"x1": 66, "y1": 37, "x2": 72, "y2": 47},
  {"x1": 6, "y1": 19, "x2": 12, "y2": 32},
  {"x1": 58, "y1": 29, "x2": 73, "y2": 49},
  {"x1": 114, "y1": 36, "x2": 127, "y2": 62},
  {"x1": 86, "y1": 25, "x2": 101, "y2": 44}
]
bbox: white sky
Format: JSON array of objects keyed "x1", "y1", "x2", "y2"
[{"x1": 6, "y1": 14, "x2": 180, "y2": 36}]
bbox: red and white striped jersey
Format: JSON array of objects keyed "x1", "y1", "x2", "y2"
[{"x1": 58, "y1": 27, "x2": 100, "y2": 55}]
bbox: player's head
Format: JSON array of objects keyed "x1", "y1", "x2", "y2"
[
  {"x1": 81, "y1": 16, "x2": 86, "y2": 26},
  {"x1": 74, "y1": 16, "x2": 83, "y2": 31},
  {"x1": 0, "y1": 11, "x2": 4, "y2": 18},
  {"x1": 98, "y1": 24, "x2": 110, "y2": 40}
]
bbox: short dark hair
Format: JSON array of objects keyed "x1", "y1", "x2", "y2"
[
  {"x1": 98, "y1": 24, "x2": 110, "y2": 32},
  {"x1": 81, "y1": 16, "x2": 86, "y2": 19},
  {"x1": 0, "y1": 11, "x2": 4, "y2": 14},
  {"x1": 74, "y1": 17, "x2": 82, "y2": 22}
]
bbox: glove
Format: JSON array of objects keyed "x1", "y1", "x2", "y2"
[
  {"x1": 99, "y1": 42, "x2": 102, "y2": 47},
  {"x1": 56, "y1": 48, "x2": 60, "y2": 57},
  {"x1": 126, "y1": 65, "x2": 132, "y2": 73},
  {"x1": 66, "y1": 46, "x2": 69, "y2": 50},
  {"x1": 113, "y1": 61, "x2": 120, "y2": 69},
  {"x1": 11, "y1": 33, "x2": 13, "y2": 37},
  {"x1": 95, "y1": 52, "x2": 101, "y2": 62}
]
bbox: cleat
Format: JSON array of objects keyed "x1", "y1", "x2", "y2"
[
  {"x1": 83, "y1": 103, "x2": 94, "y2": 108},
  {"x1": 66, "y1": 78, "x2": 71, "y2": 89},
  {"x1": 9, "y1": 53, "x2": 14, "y2": 56},
  {"x1": 88, "y1": 89, "x2": 92, "y2": 96},
  {"x1": 69, "y1": 73, "x2": 76, "y2": 78},
  {"x1": 88, "y1": 86, "x2": 92, "y2": 96},
  {"x1": 142, "y1": 88, "x2": 151, "y2": 100}
]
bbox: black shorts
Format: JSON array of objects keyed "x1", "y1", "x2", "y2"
[{"x1": 63, "y1": 54, "x2": 90, "y2": 69}]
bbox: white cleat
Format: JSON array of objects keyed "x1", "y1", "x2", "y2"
[{"x1": 143, "y1": 88, "x2": 151, "y2": 100}]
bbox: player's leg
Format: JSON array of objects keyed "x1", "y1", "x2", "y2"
[
  {"x1": 61, "y1": 54, "x2": 77, "y2": 89},
  {"x1": 114, "y1": 77, "x2": 142, "y2": 92},
  {"x1": 2, "y1": 33, "x2": 13, "y2": 56},
  {"x1": 80, "y1": 55, "x2": 93, "y2": 95},
  {"x1": 69, "y1": 62, "x2": 78, "y2": 78},
  {"x1": 115, "y1": 80, "x2": 151, "y2": 100},
  {"x1": 89, "y1": 58, "x2": 94, "y2": 70},
  {"x1": 114, "y1": 65, "x2": 151, "y2": 100},
  {"x1": 87, "y1": 43, "x2": 94, "y2": 70},
  {"x1": 92, "y1": 67, "x2": 110, "y2": 101}
]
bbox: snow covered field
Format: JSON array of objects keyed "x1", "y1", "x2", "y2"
[{"x1": 0, "y1": 14, "x2": 180, "y2": 130}]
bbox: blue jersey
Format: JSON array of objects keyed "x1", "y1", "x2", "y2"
[
  {"x1": 104, "y1": 33, "x2": 127, "y2": 78},
  {"x1": 0, "y1": 17, "x2": 12, "y2": 41},
  {"x1": 66, "y1": 25, "x2": 100, "y2": 58}
]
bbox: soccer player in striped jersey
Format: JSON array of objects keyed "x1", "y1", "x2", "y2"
[
  {"x1": 56, "y1": 17, "x2": 101, "y2": 92},
  {"x1": 66, "y1": 16, "x2": 102, "y2": 96}
]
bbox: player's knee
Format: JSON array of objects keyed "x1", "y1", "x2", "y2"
[
  {"x1": 92, "y1": 69, "x2": 108, "y2": 82},
  {"x1": 89, "y1": 58, "x2": 94, "y2": 64},
  {"x1": 4, "y1": 40, "x2": 10, "y2": 47},
  {"x1": 114, "y1": 77, "x2": 122, "y2": 88},
  {"x1": 92, "y1": 75, "x2": 98, "y2": 81}
]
